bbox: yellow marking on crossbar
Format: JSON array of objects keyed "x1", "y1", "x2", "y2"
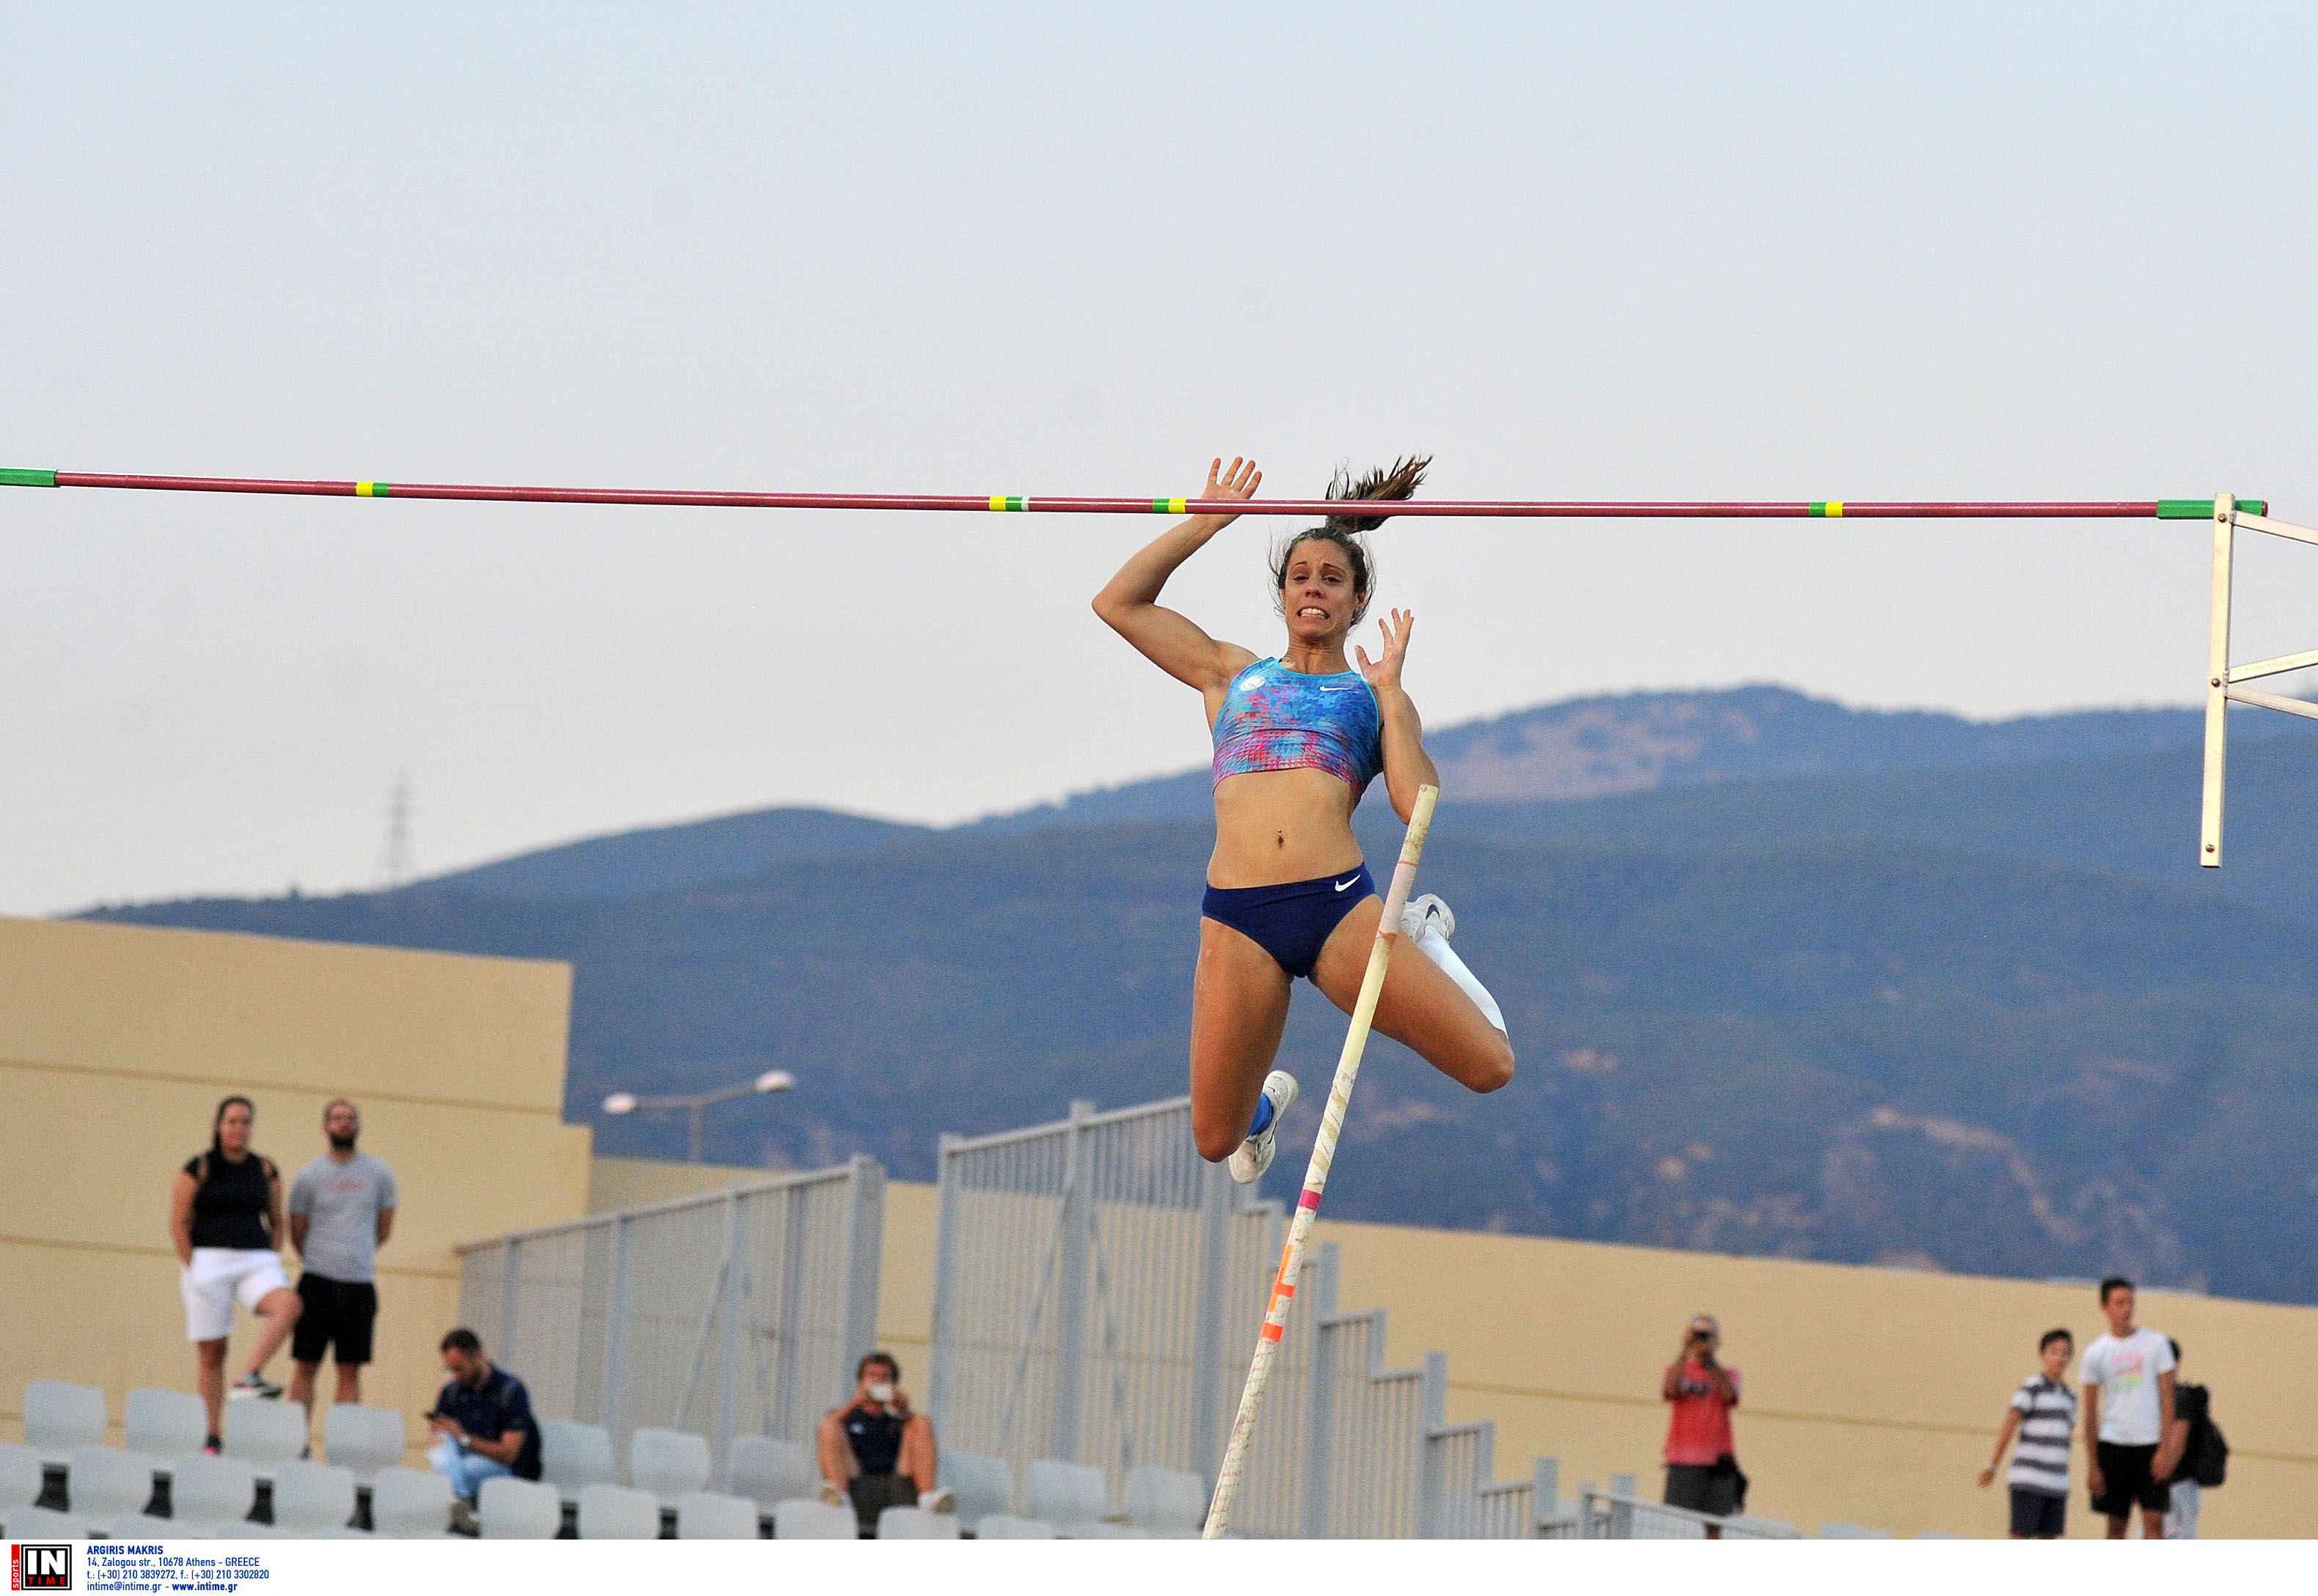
[
  {"x1": 356, "y1": 482, "x2": 382, "y2": 497},
  {"x1": 1824, "y1": 500, "x2": 1844, "y2": 517}
]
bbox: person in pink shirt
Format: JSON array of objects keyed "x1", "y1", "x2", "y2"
[{"x1": 1662, "y1": 1313, "x2": 1745, "y2": 1535}]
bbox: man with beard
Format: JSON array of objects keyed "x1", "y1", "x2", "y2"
[{"x1": 287, "y1": 1099, "x2": 399, "y2": 1424}]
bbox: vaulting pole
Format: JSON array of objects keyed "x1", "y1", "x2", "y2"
[
  {"x1": 1204, "y1": 784, "x2": 1437, "y2": 1540},
  {"x1": 0, "y1": 468, "x2": 2265, "y2": 521}
]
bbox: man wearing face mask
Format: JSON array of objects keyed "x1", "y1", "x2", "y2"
[{"x1": 816, "y1": 1352, "x2": 952, "y2": 1531}]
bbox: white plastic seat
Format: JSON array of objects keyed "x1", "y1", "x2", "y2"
[
  {"x1": 940, "y1": 1450, "x2": 1012, "y2": 1534},
  {"x1": 627, "y1": 1427, "x2": 711, "y2": 1506},
  {"x1": 24, "y1": 1380, "x2": 108, "y2": 1462},
  {"x1": 108, "y1": 1512, "x2": 185, "y2": 1539},
  {"x1": 675, "y1": 1490, "x2": 760, "y2": 1540},
  {"x1": 975, "y1": 1513, "x2": 1059, "y2": 1538},
  {"x1": 1125, "y1": 1466, "x2": 1205, "y2": 1537},
  {"x1": 1819, "y1": 1521, "x2": 1893, "y2": 1539},
  {"x1": 368, "y1": 1468, "x2": 453, "y2": 1539},
  {"x1": 125, "y1": 1389, "x2": 209, "y2": 1472},
  {"x1": 879, "y1": 1504, "x2": 961, "y2": 1540},
  {"x1": 67, "y1": 1446, "x2": 158, "y2": 1532},
  {"x1": 477, "y1": 1474, "x2": 562, "y2": 1540},
  {"x1": 727, "y1": 1435, "x2": 817, "y2": 1512},
  {"x1": 323, "y1": 1405, "x2": 406, "y2": 1483},
  {"x1": 0, "y1": 1441, "x2": 44, "y2": 1512},
  {"x1": 270, "y1": 1460, "x2": 356, "y2": 1534},
  {"x1": 773, "y1": 1497, "x2": 858, "y2": 1539},
  {"x1": 5, "y1": 1506, "x2": 81, "y2": 1540},
  {"x1": 1025, "y1": 1458, "x2": 1109, "y2": 1536},
  {"x1": 170, "y1": 1455, "x2": 258, "y2": 1534},
  {"x1": 221, "y1": 1400, "x2": 307, "y2": 1477},
  {"x1": 540, "y1": 1419, "x2": 617, "y2": 1505},
  {"x1": 579, "y1": 1482, "x2": 662, "y2": 1540}
]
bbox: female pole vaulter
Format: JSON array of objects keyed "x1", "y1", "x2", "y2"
[{"x1": 1094, "y1": 456, "x2": 1513, "y2": 1180}]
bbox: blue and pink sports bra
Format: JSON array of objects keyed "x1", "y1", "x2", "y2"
[{"x1": 1210, "y1": 658, "x2": 1384, "y2": 794}]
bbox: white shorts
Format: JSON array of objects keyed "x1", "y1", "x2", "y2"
[{"x1": 180, "y1": 1248, "x2": 291, "y2": 1342}]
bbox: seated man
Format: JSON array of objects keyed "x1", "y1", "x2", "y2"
[
  {"x1": 426, "y1": 1327, "x2": 543, "y2": 1508},
  {"x1": 817, "y1": 1351, "x2": 953, "y2": 1531}
]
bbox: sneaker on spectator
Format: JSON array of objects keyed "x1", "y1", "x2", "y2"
[
  {"x1": 449, "y1": 1498, "x2": 479, "y2": 1537},
  {"x1": 818, "y1": 1482, "x2": 847, "y2": 1509},
  {"x1": 230, "y1": 1372, "x2": 282, "y2": 1400},
  {"x1": 203, "y1": 1435, "x2": 221, "y2": 1455},
  {"x1": 920, "y1": 1487, "x2": 955, "y2": 1514}
]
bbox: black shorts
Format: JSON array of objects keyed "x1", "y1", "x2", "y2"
[
  {"x1": 291, "y1": 1273, "x2": 378, "y2": 1367},
  {"x1": 2092, "y1": 1441, "x2": 2170, "y2": 1517},
  {"x1": 847, "y1": 1471, "x2": 917, "y2": 1534},
  {"x1": 1665, "y1": 1463, "x2": 1739, "y2": 1518},
  {"x1": 2009, "y1": 1487, "x2": 2066, "y2": 1538}
]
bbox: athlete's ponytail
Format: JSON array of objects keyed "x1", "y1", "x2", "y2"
[{"x1": 1270, "y1": 455, "x2": 1429, "y2": 626}]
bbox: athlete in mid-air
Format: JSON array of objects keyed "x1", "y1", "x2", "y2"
[{"x1": 1094, "y1": 455, "x2": 1514, "y2": 1181}]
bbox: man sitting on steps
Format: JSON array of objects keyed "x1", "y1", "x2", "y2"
[{"x1": 817, "y1": 1351, "x2": 953, "y2": 1532}]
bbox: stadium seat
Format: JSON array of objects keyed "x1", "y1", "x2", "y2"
[
  {"x1": 578, "y1": 1482, "x2": 662, "y2": 1540},
  {"x1": 368, "y1": 1468, "x2": 452, "y2": 1539},
  {"x1": 125, "y1": 1389, "x2": 208, "y2": 1472},
  {"x1": 271, "y1": 1460, "x2": 356, "y2": 1534},
  {"x1": 1026, "y1": 1459, "x2": 1109, "y2": 1536},
  {"x1": 540, "y1": 1419, "x2": 617, "y2": 1505},
  {"x1": 975, "y1": 1513, "x2": 1059, "y2": 1538},
  {"x1": 477, "y1": 1474, "x2": 562, "y2": 1540},
  {"x1": 628, "y1": 1427, "x2": 711, "y2": 1505},
  {"x1": 1819, "y1": 1521, "x2": 1893, "y2": 1538},
  {"x1": 879, "y1": 1505, "x2": 961, "y2": 1540},
  {"x1": 169, "y1": 1455, "x2": 258, "y2": 1534},
  {"x1": 23, "y1": 1380, "x2": 107, "y2": 1462},
  {"x1": 221, "y1": 1400, "x2": 307, "y2": 1477},
  {"x1": 674, "y1": 1490, "x2": 760, "y2": 1540},
  {"x1": 939, "y1": 1450, "x2": 1011, "y2": 1534},
  {"x1": 106, "y1": 1512, "x2": 184, "y2": 1540},
  {"x1": 4, "y1": 1506, "x2": 81, "y2": 1540},
  {"x1": 727, "y1": 1435, "x2": 817, "y2": 1515},
  {"x1": 0, "y1": 1442, "x2": 45, "y2": 1513},
  {"x1": 67, "y1": 1446, "x2": 159, "y2": 1534},
  {"x1": 1125, "y1": 1466, "x2": 1204, "y2": 1537},
  {"x1": 773, "y1": 1497, "x2": 857, "y2": 1539},
  {"x1": 323, "y1": 1405, "x2": 407, "y2": 1482}
]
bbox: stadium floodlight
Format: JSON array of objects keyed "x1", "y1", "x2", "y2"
[{"x1": 598, "y1": 1069, "x2": 797, "y2": 1161}]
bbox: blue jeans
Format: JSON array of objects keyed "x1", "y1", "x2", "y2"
[{"x1": 428, "y1": 1436, "x2": 513, "y2": 1501}]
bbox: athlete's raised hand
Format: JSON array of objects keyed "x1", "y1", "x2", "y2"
[
  {"x1": 1188, "y1": 456, "x2": 1261, "y2": 529},
  {"x1": 1355, "y1": 608, "x2": 1415, "y2": 694}
]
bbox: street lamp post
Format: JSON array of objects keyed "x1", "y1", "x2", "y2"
[{"x1": 602, "y1": 1067, "x2": 796, "y2": 1163}]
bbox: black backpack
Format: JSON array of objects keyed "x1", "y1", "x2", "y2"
[{"x1": 2181, "y1": 1383, "x2": 2228, "y2": 1488}]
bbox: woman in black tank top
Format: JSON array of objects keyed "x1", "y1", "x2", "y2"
[{"x1": 169, "y1": 1096, "x2": 302, "y2": 1440}]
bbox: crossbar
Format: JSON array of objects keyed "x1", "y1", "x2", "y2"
[{"x1": 0, "y1": 468, "x2": 2267, "y2": 519}]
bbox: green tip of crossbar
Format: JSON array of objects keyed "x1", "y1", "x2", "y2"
[
  {"x1": 2159, "y1": 498, "x2": 2266, "y2": 518},
  {"x1": 1, "y1": 467, "x2": 59, "y2": 488}
]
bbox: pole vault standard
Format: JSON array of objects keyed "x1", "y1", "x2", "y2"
[
  {"x1": 0, "y1": 468, "x2": 2267, "y2": 520},
  {"x1": 1204, "y1": 784, "x2": 1437, "y2": 1540}
]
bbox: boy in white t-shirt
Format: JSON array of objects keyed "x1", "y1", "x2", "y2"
[{"x1": 2080, "y1": 1276, "x2": 2179, "y2": 1540}]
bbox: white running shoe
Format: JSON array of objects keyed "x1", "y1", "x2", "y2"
[
  {"x1": 1400, "y1": 893, "x2": 1455, "y2": 941},
  {"x1": 920, "y1": 1487, "x2": 956, "y2": 1514},
  {"x1": 1227, "y1": 1070, "x2": 1299, "y2": 1185}
]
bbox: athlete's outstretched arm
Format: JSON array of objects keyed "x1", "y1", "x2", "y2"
[
  {"x1": 1093, "y1": 456, "x2": 1263, "y2": 694},
  {"x1": 1356, "y1": 608, "x2": 1440, "y2": 823}
]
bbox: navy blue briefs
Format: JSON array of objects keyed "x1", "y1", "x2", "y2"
[{"x1": 1202, "y1": 863, "x2": 1376, "y2": 979}]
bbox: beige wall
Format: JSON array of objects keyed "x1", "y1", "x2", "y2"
[
  {"x1": 0, "y1": 915, "x2": 591, "y2": 1460},
  {"x1": 587, "y1": 1161, "x2": 2311, "y2": 1538}
]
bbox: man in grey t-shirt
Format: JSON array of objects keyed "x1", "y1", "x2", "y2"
[{"x1": 287, "y1": 1099, "x2": 398, "y2": 1420}]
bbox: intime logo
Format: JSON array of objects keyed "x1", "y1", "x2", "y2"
[{"x1": 12, "y1": 1544, "x2": 73, "y2": 1591}]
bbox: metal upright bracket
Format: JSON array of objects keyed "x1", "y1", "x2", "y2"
[{"x1": 2200, "y1": 493, "x2": 2318, "y2": 866}]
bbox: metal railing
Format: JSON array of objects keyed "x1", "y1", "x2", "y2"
[
  {"x1": 925, "y1": 1094, "x2": 1553, "y2": 1537},
  {"x1": 455, "y1": 1155, "x2": 884, "y2": 1480},
  {"x1": 1578, "y1": 1476, "x2": 1802, "y2": 1540}
]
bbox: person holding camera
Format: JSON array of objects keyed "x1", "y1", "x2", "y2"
[
  {"x1": 815, "y1": 1352, "x2": 953, "y2": 1532},
  {"x1": 1662, "y1": 1313, "x2": 1745, "y2": 1536}
]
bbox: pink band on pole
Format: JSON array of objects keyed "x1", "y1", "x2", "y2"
[{"x1": 1298, "y1": 1189, "x2": 1322, "y2": 1211}]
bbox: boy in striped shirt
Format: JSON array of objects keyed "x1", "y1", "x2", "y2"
[{"x1": 1979, "y1": 1328, "x2": 2078, "y2": 1538}]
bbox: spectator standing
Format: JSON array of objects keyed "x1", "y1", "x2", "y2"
[
  {"x1": 287, "y1": 1099, "x2": 398, "y2": 1427},
  {"x1": 169, "y1": 1095, "x2": 302, "y2": 1446},
  {"x1": 426, "y1": 1328, "x2": 542, "y2": 1504},
  {"x1": 2163, "y1": 1338, "x2": 2220, "y2": 1539},
  {"x1": 1660, "y1": 1314, "x2": 1743, "y2": 1538},
  {"x1": 2080, "y1": 1276, "x2": 2179, "y2": 1540},
  {"x1": 816, "y1": 1353, "x2": 953, "y2": 1532},
  {"x1": 1978, "y1": 1328, "x2": 2077, "y2": 1538}
]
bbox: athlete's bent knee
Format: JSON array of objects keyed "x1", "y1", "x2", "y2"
[
  {"x1": 1195, "y1": 1123, "x2": 1243, "y2": 1164},
  {"x1": 1472, "y1": 1036, "x2": 1514, "y2": 1093}
]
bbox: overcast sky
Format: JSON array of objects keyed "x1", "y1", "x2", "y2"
[{"x1": 4, "y1": 4, "x2": 2314, "y2": 913}]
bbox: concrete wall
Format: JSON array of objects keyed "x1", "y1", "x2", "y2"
[
  {"x1": 583, "y1": 1159, "x2": 2314, "y2": 1538},
  {"x1": 0, "y1": 915, "x2": 590, "y2": 1459}
]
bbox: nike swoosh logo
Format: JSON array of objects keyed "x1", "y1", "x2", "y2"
[{"x1": 1333, "y1": 876, "x2": 1360, "y2": 891}]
